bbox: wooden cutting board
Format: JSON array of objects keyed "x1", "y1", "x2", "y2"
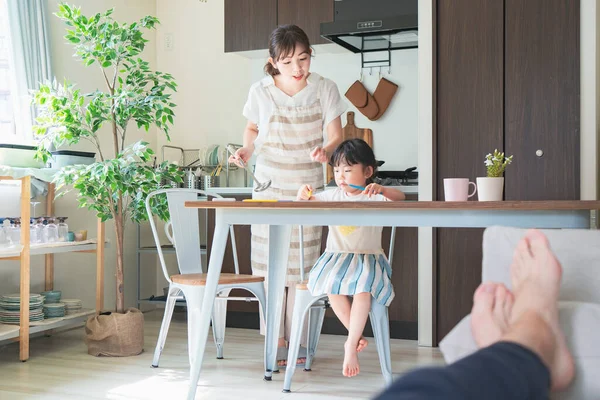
[{"x1": 326, "y1": 111, "x2": 374, "y2": 183}]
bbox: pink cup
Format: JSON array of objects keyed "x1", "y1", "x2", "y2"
[{"x1": 444, "y1": 178, "x2": 477, "y2": 201}]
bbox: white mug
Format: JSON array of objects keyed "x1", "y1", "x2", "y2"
[{"x1": 444, "y1": 178, "x2": 477, "y2": 201}]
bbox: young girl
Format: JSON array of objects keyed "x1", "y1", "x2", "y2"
[
  {"x1": 297, "y1": 139, "x2": 406, "y2": 377},
  {"x1": 228, "y1": 24, "x2": 346, "y2": 367}
]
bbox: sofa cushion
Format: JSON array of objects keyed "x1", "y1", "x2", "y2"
[{"x1": 482, "y1": 227, "x2": 600, "y2": 303}]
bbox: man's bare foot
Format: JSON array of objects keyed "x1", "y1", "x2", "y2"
[
  {"x1": 471, "y1": 282, "x2": 513, "y2": 348},
  {"x1": 509, "y1": 229, "x2": 575, "y2": 391},
  {"x1": 343, "y1": 341, "x2": 360, "y2": 377},
  {"x1": 356, "y1": 336, "x2": 368, "y2": 352}
]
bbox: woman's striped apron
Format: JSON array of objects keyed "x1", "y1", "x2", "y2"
[{"x1": 251, "y1": 78, "x2": 325, "y2": 283}]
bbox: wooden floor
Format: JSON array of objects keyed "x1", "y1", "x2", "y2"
[{"x1": 0, "y1": 310, "x2": 444, "y2": 399}]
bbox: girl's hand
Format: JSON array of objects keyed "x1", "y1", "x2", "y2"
[
  {"x1": 310, "y1": 146, "x2": 328, "y2": 163},
  {"x1": 297, "y1": 184, "x2": 314, "y2": 200},
  {"x1": 228, "y1": 146, "x2": 253, "y2": 168},
  {"x1": 364, "y1": 183, "x2": 383, "y2": 198}
]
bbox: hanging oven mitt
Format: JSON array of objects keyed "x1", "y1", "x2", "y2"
[
  {"x1": 371, "y1": 77, "x2": 398, "y2": 121},
  {"x1": 345, "y1": 80, "x2": 379, "y2": 120}
]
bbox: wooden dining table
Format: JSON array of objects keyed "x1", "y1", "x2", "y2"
[{"x1": 184, "y1": 199, "x2": 600, "y2": 382}]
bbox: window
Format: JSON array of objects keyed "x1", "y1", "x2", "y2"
[{"x1": 0, "y1": 0, "x2": 17, "y2": 141}]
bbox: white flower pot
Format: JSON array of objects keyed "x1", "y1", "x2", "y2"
[{"x1": 476, "y1": 177, "x2": 504, "y2": 201}]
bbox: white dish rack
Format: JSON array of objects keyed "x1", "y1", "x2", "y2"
[{"x1": 160, "y1": 144, "x2": 247, "y2": 188}]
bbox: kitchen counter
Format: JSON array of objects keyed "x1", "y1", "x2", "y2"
[{"x1": 205, "y1": 185, "x2": 419, "y2": 196}]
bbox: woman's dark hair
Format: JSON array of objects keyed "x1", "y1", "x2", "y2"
[
  {"x1": 330, "y1": 139, "x2": 378, "y2": 183},
  {"x1": 264, "y1": 25, "x2": 312, "y2": 76}
]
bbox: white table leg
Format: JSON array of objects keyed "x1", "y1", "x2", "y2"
[
  {"x1": 187, "y1": 217, "x2": 229, "y2": 397},
  {"x1": 264, "y1": 224, "x2": 292, "y2": 380}
]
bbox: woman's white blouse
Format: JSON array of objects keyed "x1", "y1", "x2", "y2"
[{"x1": 242, "y1": 72, "x2": 347, "y2": 152}]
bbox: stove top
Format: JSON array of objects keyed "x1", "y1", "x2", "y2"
[
  {"x1": 376, "y1": 167, "x2": 418, "y2": 186},
  {"x1": 374, "y1": 177, "x2": 418, "y2": 186}
]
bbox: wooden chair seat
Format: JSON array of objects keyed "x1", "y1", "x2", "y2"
[{"x1": 170, "y1": 273, "x2": 265, "y2": 286}]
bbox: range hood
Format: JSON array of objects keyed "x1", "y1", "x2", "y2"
[{"x1": 320, "y1": 0, "x2": 418, "y2": 53}]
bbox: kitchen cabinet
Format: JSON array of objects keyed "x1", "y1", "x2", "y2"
[
  {"x1": 224, "y1": 0, "x2": 277, "y2": 53},
  {"x1": 434, "y1": 0, "x2": 579, "y2": 344},
  {"x1": 207, "y1": 192, "x2": 419, "y2": 339},
  {"x1": 224, "y1": 0, "x2": 334, "y2": 52},
  {"x1": 277, "y1": 0, "x2": 334, "y2": 46}
]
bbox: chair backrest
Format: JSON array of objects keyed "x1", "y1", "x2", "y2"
[
  {"x1": 482, "y1": 226, "x2": 600, "y2": 303},
  {"x1": 145, "y1": 188, "x2": 224, "y2": 282}
]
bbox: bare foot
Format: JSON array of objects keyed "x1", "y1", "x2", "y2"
[
  {"x1": 471, "y1": 282, "x2": 513, "y2": 348},
  {"x1": 343, "y1": 341, "x2": 360, "y2": 377},
  {"x1": 509, "y1": 229, "x2": 575, "y2": 391},
  {"x1": 356, "y1": 336, "x2": 368, "y2": 353}
]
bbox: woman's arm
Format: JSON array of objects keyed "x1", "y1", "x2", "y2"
[
  {"x1": 243, "y1": 121, "x2": 259, "y2": 150},
  {"x1": 229, "y1": 121, "x2": 258, "y2": 166},
  {"x1": 322, "y1": 116, "x2": 343, "y2": 157}
]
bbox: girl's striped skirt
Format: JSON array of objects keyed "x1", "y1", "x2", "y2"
[{"x1": 307, "y1": 252, "x2": 395, "y2": 307}]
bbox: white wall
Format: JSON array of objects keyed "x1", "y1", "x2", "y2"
[{"x1": 37, "y1": 0, "x2": 159, "y2": 311}]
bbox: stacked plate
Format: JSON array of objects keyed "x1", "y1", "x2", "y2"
[
  {"x1": 43, "y1": 303, "x2": 65, "y2": 318},
  {"x1": 0, "y1": 294, "x2": 45, "y2": 324},
  {"x1": 62, "y1": 299, "x2": 82, "y2": 315},
  {"x1": 41, "y1": 290, "x2": 62, "y2": 304}
]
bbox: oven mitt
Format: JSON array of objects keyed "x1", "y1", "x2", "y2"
[
  {"x1": 371, "y1": 77, "x2": 398, "y2": 121},
  {"x1": 345, "y1": 80, "x2": 379, "y2": 120}
]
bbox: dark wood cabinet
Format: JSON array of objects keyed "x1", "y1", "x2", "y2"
[
  {"x1": 207, "y1": 192, "x2": 419, "y2": 339},
  {"x1": 277, "y1": 0, "x2": 334, "y2": 45},
  {"x1": 504, "y1": 0, "x2": 580, "y2": 201},
  {"x1": 434, "y1": 0, "x2": 580, "y2": 343},
  {"x1": 224, "y1": 0, "x2": 334, "y2": 52},
  {"x1": 224, "y1": 0, "x2": 277, "y2": 53},
  {"x1": 435, "y1": 0, "x2": 504, "y2": 343}
]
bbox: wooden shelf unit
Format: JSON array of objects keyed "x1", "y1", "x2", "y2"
[{"x1": 0, "y1": 175, "x2": 105, "y2": 361}]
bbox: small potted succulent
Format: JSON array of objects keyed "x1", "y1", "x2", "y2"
[{"x1": 477, "y1": 149, "x2": 514, "y2": 201}]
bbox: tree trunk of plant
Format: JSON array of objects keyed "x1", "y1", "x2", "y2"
[{"x1": 114, "y1": 212, "x2": 125, "y2": 314}]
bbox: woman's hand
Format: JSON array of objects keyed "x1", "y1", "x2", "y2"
[
  {"x1": 363, "y1": 183, "x2": 383, "y2": 198},
  {"x1": 310, "y1": 146, "x2": 328, "y2": 163},
  {"x1": 228, "y1": 146, "x2": 253, "y2": 168},
  {"x1": 297, "y1": 184, "x2": 314, "y2": 200}
]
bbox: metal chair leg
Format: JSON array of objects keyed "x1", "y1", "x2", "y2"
[
  {"x1": 304, "y1": 301, "x2": 326, "y2": 371},
  {"x1": 211, "y1": 289, "x2": 231, "y2": 359},
  {"x1": 370, "y1": 301, "x2": 393, "y2": 386},
  {"x1": 151, "y1": 285, "x2": 180, "y2": 368}
]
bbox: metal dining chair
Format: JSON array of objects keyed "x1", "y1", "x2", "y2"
[
  {"x1": 145, "y1": 189, "x2": 267, "y2": 399},
  {"x1": 282, "y1": 226, "x2": 397, "y2": 392}
]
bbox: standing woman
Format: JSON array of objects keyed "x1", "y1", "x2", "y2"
[{"x1": 229, "y1": 25, "x2": 346, "y2": 366}]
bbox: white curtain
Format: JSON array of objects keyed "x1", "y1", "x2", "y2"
[{"x1": 6, "y1": 0, "x2": 52, "y2": 143}]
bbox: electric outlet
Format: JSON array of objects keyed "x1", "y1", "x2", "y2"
[{"x1": 164, "y1": 33, "x2": 174, "y2": 51}]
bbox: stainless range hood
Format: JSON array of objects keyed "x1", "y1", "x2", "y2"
[{"x1": 320, "y1": 0, "x2": 418, "y2": 53}]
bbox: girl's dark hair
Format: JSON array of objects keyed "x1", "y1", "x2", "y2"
[
  {"x1": 330, "y1": 139, "x2": 378, "y2": 183},
  {"x1": 264, "y1": 24, "x2": 312, "y2": 76}
]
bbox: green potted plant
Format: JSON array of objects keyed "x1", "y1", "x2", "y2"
[
  {"x1": 477, "y1": 149, "x2": 514, "y2": 201},
  {"x1": 32, "y1": 3, "x2": 183, "y2": 356}
]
